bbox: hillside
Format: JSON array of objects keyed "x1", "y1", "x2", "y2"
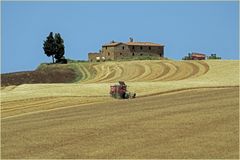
[
  {"x1": 1, "y1": 60, "x2": 239, "y2": 103},
  {"x1": 1, "y1": 60, "x2": 239, "y2": 159},
  {"x1": 1, "y1": 64, "x2": 79, "y2": 86}
]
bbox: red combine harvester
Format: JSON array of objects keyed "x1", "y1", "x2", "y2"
[{"x1": 110, "y1": 81, "x2": 136, "y2": 99}]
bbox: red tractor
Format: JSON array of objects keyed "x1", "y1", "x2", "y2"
[{"x1": 110, "y1": 81, "x2": 136, "y2": 99}]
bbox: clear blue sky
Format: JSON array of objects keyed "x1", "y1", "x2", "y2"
[{"x1": 1, "y1": 1, "x2": 239, "y2": 73}]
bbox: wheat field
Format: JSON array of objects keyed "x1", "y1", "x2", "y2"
[
  {"x1": 1, "y1": 60, "x2": 239, "y2": 158},
  {"x1": 2, "y1": 60, "x2": 238, "y2": 100}
]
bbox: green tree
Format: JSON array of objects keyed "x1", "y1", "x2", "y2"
[
  {"x1": 54, "y1": 33, "x2": 65, "y2": 60},
  {"x1": 43, "y1": 32, "x2": 66, "y2": 63},
  {"x1": 43, "y1": 32, "x2": 56, "y2": 63}
]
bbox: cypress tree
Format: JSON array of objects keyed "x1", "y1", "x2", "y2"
[
  {"x1": 43, "y1": 32, "x2": 66, "y2": 63},
  {"x1": 54, "y1": 33, "x2": 65, "y2": 60},
  {"x1": 43, "y1": 32, "x2": 56, "y2": 63}
]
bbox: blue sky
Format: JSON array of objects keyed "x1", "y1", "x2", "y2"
[{"x1": 1, "y1": 1, "x2": 239, "y2": 73}]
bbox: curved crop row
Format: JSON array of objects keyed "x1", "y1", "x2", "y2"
[{"x1": 77, "y1": 60, "x2": 209, "y2": 83}]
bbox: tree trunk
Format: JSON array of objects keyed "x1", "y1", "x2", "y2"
[{"x1": 52, "y1": 55, "x2": 54, "y2": 63}]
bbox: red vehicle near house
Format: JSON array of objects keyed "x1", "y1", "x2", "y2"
[
  {"x1": 183, "y1": 52, "x2": 206, "y2": 60},
  {"x1": 191, "y1": 53, "x2": 206, "y2": 60}
]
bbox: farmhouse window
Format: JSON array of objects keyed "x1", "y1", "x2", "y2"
[
  {"x1": 108, "y1": 52, "x2": 110, "y2": 56},
  {"x1": 140, "y1": 46, "x2": 143, "y2": 50},
  {"x1": 132, "y1": 52, "x2": 135, "y2": 56},
  {"x1": 122, "y1": 46, "x2": 124, "y2": 50},
  {"x1": 106, "y1": 46, "x2": 107, "y2": 49},
  {"x1": 132, "y1": 46, "x2": 135, "y2": 49},
  {"x1": 149, "y1": 47, "x2": 151, "y2": 50}
]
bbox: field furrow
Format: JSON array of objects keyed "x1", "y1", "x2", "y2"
[
  {"x1": 78, "y1": 61, "x2": 210, "y2": 82},
  {"x1": 156, "y1": 62, "x2": 179, "y2": 81},
  {"x1": 126, "y1": 63, "x2": 146, "y2": 81},
  {"x1": 103, "y1": 65, "x2": 124, "y2": 82},
  {"x1": 67, "y1": 61, "x2": 188, "y2": 83},
  {"x1": 151, "y1": 62, "x2": 171, "y2": 81},
  {"x1": 79, "y1": 64, "x2": 92, "y2": 82}
]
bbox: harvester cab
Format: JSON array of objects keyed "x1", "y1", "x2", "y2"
[{"x1": 110, "y1": 81, "x2": 136, "y2": 99}]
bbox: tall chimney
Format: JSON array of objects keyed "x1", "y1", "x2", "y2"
[{"x1": 129, "y1": 37, "x2": 133, "y2": 42}]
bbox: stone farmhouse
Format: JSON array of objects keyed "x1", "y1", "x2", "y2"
[{"x1": 88, "y1": 39, "x2": 164, "y2": 62}]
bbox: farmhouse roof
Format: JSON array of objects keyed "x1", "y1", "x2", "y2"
[
  {"x1": 102, "y1": 41, "x2": 164, "y2": 47},
  {"x1": 102, "y1": 42, "x2": 122, "y2": 47},
  {"x1": 192, "y1": 55, "x2": 205, "y2": 58},
  {"x1": 126, "y1": 42, "x2": 164, "y2": 47},
  {"x1": 192, "y1": 53, "x2": 206, "y2": 57},
  {"x1": 192, "y1": 52, "x2": 206, "y2": 56},
  {"x1": 88, "y1": 52, "x2": 101, "y2": 55}
]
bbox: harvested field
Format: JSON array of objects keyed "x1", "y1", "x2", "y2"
[
  {"x1": 1, "y1": 87, "x2": 239, "y2": 159},
  {"x1": 1, "y1": 60, "x2": 239, "y2": 159},
  {"x1": 1, "y1": 96, "x2": 111, "y2": 118},
  {"x1": 1, "y1": 60, "x2": 238, "y2": 102},
  {"x1": 82, "y1": 60, "x2": 210, "y2": 83}
]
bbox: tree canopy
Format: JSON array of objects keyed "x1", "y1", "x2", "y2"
[{"x1": 43, "y1": 32, "x2": 66, "y2": 63}]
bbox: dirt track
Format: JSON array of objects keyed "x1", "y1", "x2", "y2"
[{"x1": 1, "y1": 87, "x2": 239, "y2": 159}]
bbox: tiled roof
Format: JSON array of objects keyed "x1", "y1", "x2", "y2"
[
  {"x1": 126, "y1": 42, "x2": 164, "y2": 46},
  {"x1": 102, "y1": 42, "x2": 122, "y2": 47},
  {"x1": 192, "y1": 53, "x2": 206, "y2": 56},
  {"x1": 102, "y1": 42, "x2": 164, "y2": 47},
  {"x1": 192, "y1": 53, "x2": 206, "y2": 57}
]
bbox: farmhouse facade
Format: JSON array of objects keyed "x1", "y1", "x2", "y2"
[{"x1": 88, "y1": 40, "x2": 164, "y2": 62}]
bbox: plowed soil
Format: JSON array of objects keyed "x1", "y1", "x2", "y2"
[{"x1": 1, "y1": 65, "x2": 78, "y2": 86}]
